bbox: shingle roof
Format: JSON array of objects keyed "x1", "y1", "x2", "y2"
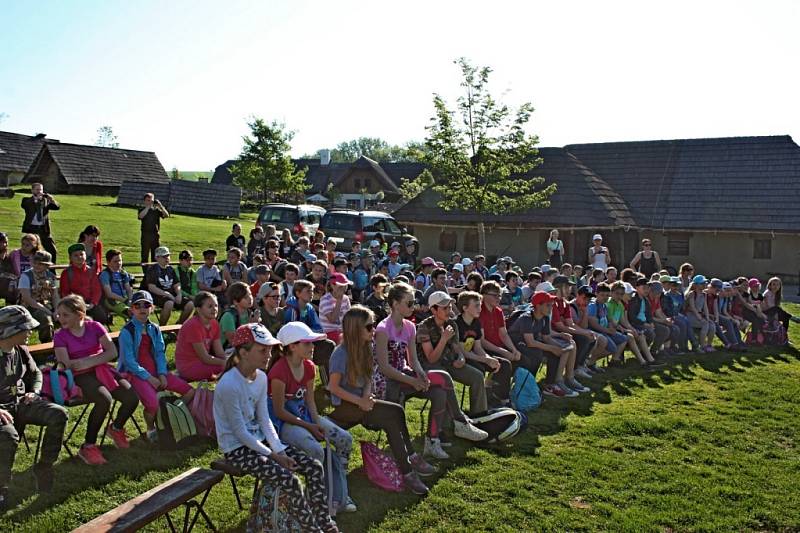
[
  {"x1": 37, "y1": 142, "x2": 169, "y2": 187},
  {"x1": 117, "y1": 180, "x2": 241, "y2": 218},
  {"x1": 116, "y1": 181, "x2": 172, "y2": 208},
  {"x1": 333, "y1": 156, "x2": 399, "y2": 192},
  {"x1": 0, "y1": 131, "x2": 55, "y2": 173}
]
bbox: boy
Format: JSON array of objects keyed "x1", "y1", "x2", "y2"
[
  {"x1": 176, "y1": 250, "x2": 199, "y2": 301},
  {"x1": 117, "y1": 291, "x2": 194, "y2": 442},
  {"x1": 100, "y1": 249, "x2": 134, "y2": 319},
  {"x1": 627, "y1": 278, "x2": 668, "y2": 356},
  {"x1": 706, "y1": 278, "x2": 746, "y2": 351},
  {"x1": 552, "y1": 277, "x2": 605, "y2": 379},
  {"x1": 196, "y1": 249, "x2": 227, "y2": 302},
  {"x1": 0, "y1": 306, "x2": 68, "y2": 504},
  {"x1": 415, "y1": 257, "x2": 436, "y2": 293},
  {"x1": 226, "y1": 223, "x2": 246, "y2": 252},
  {"x1": 586, "y1": 283, "x2": 629, "y2": 363},
  {"x1": 386, "y1": 249, "x2": 402, "y2": 280},
  {"x1": 500, "y1": 271, "x2": 523, "y2": 314},
  {"x1": 364, "y1": 274, "x2": 390, "y2": 323},
  {"x1": 279, "y1": 263, "x2": 299, "y2": 306},
  {"x1": 59, "y1": 243, "x2": 107, "y2": 324},
  {"x1": 145, "y1": 247, "x2": 194, "y2": 326},
  {"x1": 250, "y1": 264, "x2": 271, "y2": 298},
  {"x1": 283, "y1": 279, "x2": 336, "y2": 373},
  {"x1": 17, "y1": 251, "x2": 59, "y2": 342},
  {"x1": 220, "y1": 282, "x2": 258, "y2": 348},
  {"x1": 222, "y1": 248, "x2": 249, "y2": 287}
]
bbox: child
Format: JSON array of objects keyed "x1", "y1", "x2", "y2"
[
  {"x1": 197, "y1": 249, "x2": 227, "y2": 303},
  {"x1": 100, "y1": 249, "x2": 133, "y2": 319},
  {"x1": 59, "y1": 243, "x2": 107, "y2": 324},
  {"x1": 213, "y1": 323, "x2": 339, "y2": 532},
  {"x1": 319, "y1": 273, "x2": 352, "y2": 344},
  {"x1": 17, "y1": 250, "x2": 59, "y2": 342},
  {"x1": 500, "y1": 271, "x2": 523, "y2": 313},
  {"x1": 221, "y1": 282, "x2": 259, "y2": 349},
  {"x1": 223, "y1": 248, "x2": 249, "y2": 287},
  {"x1": 306, "y1": 260, "x2": 328, "y2": 307},
  {"x1": 145, "y1": 247, "x2": 195, "y2": 326},
  {"x1": 279, "y1": 263, "x2": 299, "y2": 306},
  {"x1": 250, "y1": 264, "x2": 271, "y2": 299},
  {"x1": 118, "y1": 291, "x2": 195, "y2": 441},
  {"x1": 257, "y1": 282, "x2": 285, "y2": 336},
  {"x1": 175, "y1": 292, "x2": 227, "y2": 382},
  {"x1": 607, "y1": 281, "x2": 660, "y2": 367},
  {"x1": 284, "y1": 279, "x2": 335, "y2": 373},
  {"x1": 176, "y1": 250, "x2": 199, "y2": 301},
  {"x1": 364, "y1": 274, "x2": 390, "y2": 323},
  {"x1": 226, "y1": 223, "x2": 246, "y2": 252},
  {"x1": 268, "y1": 322, "x2": 355, "y2": 514},
  {"x1": 761, "y1": 276, "x2": 799, "y2": 331},
  {"x1": 685, "y1": 275, "x2": 715, "y2": 352}
]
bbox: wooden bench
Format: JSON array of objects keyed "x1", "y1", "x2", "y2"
[
  {"x1": 72, "y1": 467, "x2": 224, "y2": 533},
  {"x1": 211, "y1": 458, "x2": 261, "y2": 511},
  {"x1": 29, "y1": 323, "x2": 183, "y2": 360}
]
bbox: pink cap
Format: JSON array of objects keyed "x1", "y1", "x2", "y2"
[
  {"x1": 329, "y1": 272, "x2": 352, "y2": 286},
  {"x1": 421, "y1": 257, "x2": 436, "y2": 266},
  {"x1": 748, "y1": 278, "x2": 760, "y2": 288}
]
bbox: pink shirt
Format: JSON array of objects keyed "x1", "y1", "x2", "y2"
[
  {"x1": 374, "y1": 317, "x2": 416, "y2": 373},
  {"x1": 53, "y1": 320, "x2": 108, "y2": 361},
  {"x1": 175, "y1": 316, "x2": 221, "y2": 373},
  {"x1": 318, "y1": 293, "x2": 351, "y2": 333}
]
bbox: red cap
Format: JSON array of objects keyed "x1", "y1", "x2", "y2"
[
  {"x1": 531, "y1": 291, "x2": 557, "y2": 306},
  {"x1": 388, "y1": 249, "x2": 399, "y2": 257},
  {"x1": 328, "y1": 272, "x2": 352, "y2": 286}
]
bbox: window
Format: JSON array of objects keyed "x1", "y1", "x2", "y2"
[
  {"x1": 753, "y1": 238, "x2": 772, "y2": 260},
  {"x1": 667, "y1": 234, "x2": 690, "y2": 256},
  {"x1": 383, "y1": 218, "x2": 403, "y2": 234},
  {"x1": 439, "y1": 231, "x2": 457, "y2": 252},
  {"x1": 463, "y1": 230, "x2": 479, "y2": 252},
  {"x1": 362, "y1": 217, "x2": 386, "y2": 232}
]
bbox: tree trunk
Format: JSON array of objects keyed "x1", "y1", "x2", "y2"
[{"x1": 477, "y1": 221, "x2": 487, "y2": 256}]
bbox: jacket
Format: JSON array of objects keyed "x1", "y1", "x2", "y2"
[
  {"x1": 117, "y1": 318, "x2": 168, "y2": 380},
  {"x1": 627, "y1": 293, "x2": 653, "y2": 328},
  {"x1": 21, "y1": 195, "x2": 60, "y2": 235},
  {"x1": 0, "y1": 346, "x2": 42, "y2": 410},
  {"x1": 283, "y1": 297, "x2": 323, "y2": 333},
  {"x1": 59, "y1": 264, "x2": 102, "y2": 305}
]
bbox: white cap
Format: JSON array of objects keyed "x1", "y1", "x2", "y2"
[
  {"x1": 592, "y1": 234, "x2": 602, "y2": 241},
  {"x1": 428, "y1": 291, "x2": 454, "y2": 308},
  {"x1": 452, "y1": 263, "x2": 464, "y2": 272},
  {"x1": 461, "y1": 257, "x2": 473, "y2": 266},
  {"x1": 277, "y1": 322, "x2": 327, "y2": 345},
  {"x1": 369, "y1": 240, "x2": 380, "y2": 248},
  {"x1": 540, "y1": 264, "x2": 551, "y2": 273},
  {"x1": 535, "y1": 281, "x2": 557, "y2": 293},
  {"x1": 623, "y1": 282, "x2": 635, "y2": 295}
]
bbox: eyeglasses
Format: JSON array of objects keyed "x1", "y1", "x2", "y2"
[
  {"x1": 365, "y1": 323, "x2": 375, "y2": 331},
  {"x1": 133, "y1": 302, "x2": 152, "y2": 309},
  {"x1": 643, "y1": 243, "x2": 652, "y2": 247},
  {"x1": 265, "y1": 294, "x2": 280, "y2": 299}
]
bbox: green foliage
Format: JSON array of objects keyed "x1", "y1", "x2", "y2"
[
  {"x1": 424, "y1": 58, "x2": 556, "y2": 216},
  {"x1": 400, "y1": 168, "x2": 435, "y2": 202},
  {"x1": 307, "y1": 137, "x2": 426, "y2": 163},
  {"x1": 230, "y1": 117, "x2": 309, "y2": 202},
  {"x1": 170, "y1": 167, "x2": 180, "y2": 180},
  {"x1": 94, "y1": 126, "x2": 119, "y2": 148}
]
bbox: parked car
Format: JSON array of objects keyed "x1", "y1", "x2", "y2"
[
  {"x1": 319, "y1": 209, "x2": 416, "y2": 251},
  {"x1": 256, "y1": 203, "x2": 326, "y2": 238}
]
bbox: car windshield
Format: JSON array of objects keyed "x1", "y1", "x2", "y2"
[
  {"x1": 362, "y1": 217, "x2": 386, "y2": 232},
  {"x1": 383, "y1": 218, "x2": 402, "y2": 234},
  {"x1": 259, "y1": 207, "x2": 298, "y2": 224}
]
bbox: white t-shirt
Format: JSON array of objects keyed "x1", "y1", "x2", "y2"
[{"x1": 589, "y1": 246, "x2": 609, "y2": 270}]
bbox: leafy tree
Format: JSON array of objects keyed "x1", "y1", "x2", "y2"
[
  {"x1": 304, "y1": 138, "x2": 425, "y2": 163},
  {"x1": 95, "y1": 126, "x2": 119, "y2": 148},
  {"x1": 230, "y1": 117, "x2": 308, "y2": 203},
  {"x1": 170, "y1": 167, "x2": 181, "y2": 180},
  {"x1": 407, "y1": 57, "x2": 556, "y2": 253}
]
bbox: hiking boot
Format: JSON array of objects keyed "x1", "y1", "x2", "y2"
[
  {"x1": 556, "y1": 382, "x2": 579, "y2": 398},
  {"x1": 424, "y1": 437, "x2": 450, "y2": 460},
  {"x1": 574, "y1": 366, "x2": 593, "y2": 380},
  {"x1": 106, "y1": 424, "x2": 130, "y2": 449},
  {"x1": 403, "y1": 471, "x2": 429, "y2": 495},
  {"x1": 453, "y1": 420, "x2": 489, "y2": 442},
  {"x1": 33, "y1": 463, "x2": 54, "y2": 493},
  {"x1": 409, "y1": 453, "x2": 438, "y2": 477},
  {"x1": 78, "y1": 444, "x2": 107, "y2": 466},
  {"x1": 541, "y1": 383, "x2": 565, "y2": 398},
  {"x1": 566, "y1": 378, "x2": 590, "y2": 394}
]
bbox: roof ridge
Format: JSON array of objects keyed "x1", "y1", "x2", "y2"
[
  {"x1": 564, "y1": 134, "x2": 792, "y2": 149},
  {"x1": 46, "y1": 141, "x2": 158, "y2": 155},
  {"x1": 564, "y1": 150, "x2": 636, "y2": 227}
]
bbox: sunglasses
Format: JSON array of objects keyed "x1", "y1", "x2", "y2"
[{"x1": 133, "y1": 302, "x2": 153, "y2": 309}]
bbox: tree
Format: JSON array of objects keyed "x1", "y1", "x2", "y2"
[
  {"x1": 409, "y1": 57, "x2": 556, "y2": 254},
  {"x1": 230, "y1": 117, "x2": 309, "y2": 203},
  {"x1": 95, "y1": 126, "x2": 119, "y2": 148},
  {"x1": 304, "y1": 138, "x2": 425, "y2": 163},
  {"x1": 171, "y1": 167, "x2": 181, "y2": 180}
]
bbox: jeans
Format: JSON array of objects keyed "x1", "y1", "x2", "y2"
[
  {"x1": 715, "y1": 316, "x2": 741, "y2": 346},
  {"x1": 280, "y1": 416, "x2": 353, "y2": 470}
]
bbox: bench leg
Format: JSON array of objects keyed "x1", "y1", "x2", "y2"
[
  {"x1": 228, "y1": 474, "x2": 243, "y2": 511},
  {"x1": 64, "y1": 404, "x2": 92, "y2": 458},
  {"x1": 183, "y1": 486, "x2": 217, "y2": 533}
]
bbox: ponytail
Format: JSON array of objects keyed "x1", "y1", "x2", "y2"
[{"x1": 222, "y1": 346, "x2": 244, "y2": 375}]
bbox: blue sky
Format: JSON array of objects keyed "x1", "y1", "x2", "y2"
[{"x1": 1, "y1": 0, "x2": 798, "y2": 170}]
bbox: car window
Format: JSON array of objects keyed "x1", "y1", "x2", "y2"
[
  {"x1": 322, "y1": 213, "x2": 360, "y2": 231},
  {"x1": 383, "y1": 218, "x2": 402, "y2": 234},
  {"x1": 306, "y1": 211, "x2": 322, "y2": 226},
  {"x1": 362, "y1": 217, "x2": 386, "y2": 232},
  {"x1": 259, "y1": 207, "x2": 298, "y2": 225}
]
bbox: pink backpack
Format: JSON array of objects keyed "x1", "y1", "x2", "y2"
[
  {"x1": 40, "y1": 367, "x2": 82, "y2": 405},
  {"x1": 360, "y1": 441, "x2": 403, "y2": 492},
  {"x1": 188, "y1": 383, "x2": 216, "y2": 439}
]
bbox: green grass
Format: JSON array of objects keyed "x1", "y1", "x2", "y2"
[
  {"x1": 174, "y1": 171, "x2": 214, "y2": 181},
  {"x1": 1, "y1": 194, "x2": 799, "y2": 531}
]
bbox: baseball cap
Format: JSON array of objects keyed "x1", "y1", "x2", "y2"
[
  {"x1": 304, "y1": 251, "x2": 317, "y2": 262},
  {"x1": 531, "y1": 291, "x2": 557, "y2": 306},
  {"x1": 709, "y1": 278, "x2": 723, "y2": 289},
  {"x1": 0, "y1": 305, "x2": 40, "y2": 341},
  {"x1": 131, "y1": 290, "x2": 154, "y2": 305},
  {"x1": 648, "y1": 281, "x2": 664, "y2": 294},
  {"x1": 179, "y1": 250, "x2": 193, "y2": 260},
  {"x1": 155, "y1": 246, "x2": 171, "y2": 257},
  {"x1": 535, "y1": 281, "x2": 557, "y2": 293},
  {"x1": 540, "y1": 264, "x2": 552, "y2": 273},
  {"x1": 659, "y1": 275, "x2": 672, "y2": 284},
  {"x1": 33, "y1": 250, "x2": 53, "y2": 265},
  {"x1": 451, "y1": 251, "x2": 462, "y2": 258},
  {"x1": 552, "y1": 275, "x2": 574, "y2": 286},
  {"x1": 233, "y1": 323, "x2": 282, "y2": 347},
  {"x1": 277, "y1": 322, "x2": 326, "y2": 345},
  {"x1": 692, "y1": 274, "x2": 708, "y2": 285},
  {"x1": 461, "y1": 257, "x2": 473, "y2": 266},
  {"x1": 388, "y1": 249, "x2": 399, "y2": 257},
  {"x1": 0, "y1": 232, "x2": 7, "y2": 241},
  {"x1": 254, "y1": 265, "x2": 270, "y2": 275},
  {"x1": 577, "y1": 285, "x2": 595, "y2": 298},
  {"x1": 202, "y1": 248, "x2": 217, "y2": 257},
  {"x1": 256, "y1": 282, "x2": 278, "y2": 301},
  {"x1": 326, "y1": 236, "x2": 337, "y2": 243},
  {"x1": 670, "y1": 276, "x2": 681, "y2": 284},
  {"x1": 421, "y1": 257, "x2": 436, "y2": 267},
  {"x1": 428, "y1": 291, "x2": 454, "y2": 308},
  {"x1": 634, "y1": 277, "x2": 649, "y2": 287},
  {"x1": 390, "y1": 241, "x2": 401, "y2": 249},
  {"x1": 722, "y1": 282, "x2": 732, "y2": 290},
  {"x1": 452, "y1": 263, "x2": 464, "y2": 272},
  {"x1": 369, "y1": 240, "x2": 380, "y2": 248},
  {"x1": 748, "y1": 278, "x2": 761, "y2": 288},
  {"x1": 329, "y1": 272, "x2": 352, "y2": 286},
  {"x1": 592, "y1": 234, "x2": 602, "y2": 241},
  {"x1": 623, "y1": 282, "x2": 635, "y2": 295}
]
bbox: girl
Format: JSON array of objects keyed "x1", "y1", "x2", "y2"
[
  {"x1": 268, "y1": 322, "x2": 355, "y2": 513},
  {"x1": 761, "y1": 277, "x2": 799, "y2": 331},
  {"x1": 280, "y1": 229, "x2": 296, "y2": 260},
  {"x1": 78, "y1": 225, "x2": 103, "y2": 275},
  {"x1": 213, "y1": 323, "x2": 339, "y2": 532},
  {"x1": 373, "y1": 232, "x2": 387, "y2": 255},
  {"x1": 175, "y1": 292, "x2": 227, "y2": 382},
  {"x1": 53, "y1": 295, "x2": 139, "y2": 465},
  {"x1": 678, "y1": 263, "x2": 695, "y2": 291},
  {"x1": 319, "y1": 273, "x2": 352, "y2": 343},
  {"x1": 247, "y1": 226, "x2": 266, "y2": 264},
  {"x1": 257, "y1": 282, "x2": 285, "y2": 336},
  {"x1": 10, "y1": 233, "x2": 40, "y2": 276},
  {"x1": 375, "y1": 283, "x2": 487, "y2": 460},
  {"x1": 465, "y1": 272, "x2": 483, "y2": 293},
  {"x1": 685, "y1": 275, "x2": 714, "y2": 352},
  {"x1": 546, "y1": 229, "x2": 564, "y2": 268},
  {"x1": 220, "y1": 282, "x2": 259, "y2": 349},
  {"x1": 223, "y1": 248, "x2": 249, "y2": 287},
  {"x1": 588, "y1": 234, "x2": 610, "y2": 271},
  {"x1": 327, "y1": 306, "x2": 435, "y2": 495},
  {"x1": 732, "y1": 278, "x2": 766, "y2": 343}
]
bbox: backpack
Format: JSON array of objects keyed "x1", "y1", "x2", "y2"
[
  {"x1": 40, "y1": 367, "x2": 82, "y2": 405},
  {"x1": 187, "y1": 382, "x2": 216, "y2": 439},
  {"x1": 155, "y1": 393, "x2": 202, "y2": 449},
  {"x1": 246, "y1": 482, "x2": 302, "y2": 533},
  {"x1": 511, "y1": 367, "x2": 541, "y2": 412},
  {"x1": 324, "y1": 440, "x2": 349, "y2": 516},
  {"x1": 505, "y1": 306, "x2": 530, "y2": 330},
  {"x1": 762, "y1": 319, "x2": 788, "y2": 346},
  {"x1": 360, "y1": 441, "x2": 403, "y2": 492},
  {"x1": 471, "y1": 407, "x2": 525, "y2": 444}
]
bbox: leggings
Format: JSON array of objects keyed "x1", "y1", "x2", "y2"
[
  {"x1": 225, "y1": 444, "x2": 333, "y2": 532},
  {"x1": 385, "y1": 370, "x2": 467, "y2": 437},
  {"x1": 74, "y1": 371, "x2": 139, "y2": 445},
  {"x1": 687, "y1": 314, "x2": 713, "y2": 345},
  {"x1": 329, "y1": 399, "x2": 414, "y2": 474},
  {"x1": 280, "y1": 416, "x2": 353, "y2": 470}
]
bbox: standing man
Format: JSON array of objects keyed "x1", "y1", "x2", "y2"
[
  {"x1": 20, "y1": 183, "x2": 60, "y2": 263},
  {"x1": 138, "y1": 193, "x2": 169, "y2": 264}
]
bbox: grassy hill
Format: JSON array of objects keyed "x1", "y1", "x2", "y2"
[{"x1": 173, "y1": 171, "x2": 214, "y2": 181}]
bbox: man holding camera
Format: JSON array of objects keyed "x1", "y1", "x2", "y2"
[
  {"x1": 20, "y1": 183, "x2": 60, "y2": 263},
  {"x1": 138, "y1": 192, "x2": 170, "y2": 264}
]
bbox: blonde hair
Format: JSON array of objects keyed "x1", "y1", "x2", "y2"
[{"x1": 57, "y1": 294, "x2": 87, "y2": 316}]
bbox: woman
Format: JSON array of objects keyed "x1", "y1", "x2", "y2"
[
  {"x1": 319, "y1": 273, "x2": 352, "y2": 343},
  {"x1": 761, "y1": 277, "x2": 799, "y2": 331},
  {"x1": 268, "y1": 322, "x2": 356, "y2": 514},
  {"x1": 327, "y1": 306, "x2": 435, "y2": 495},
  {"x1": 678, "y1": 263, "x2": 695, "y2": 291},
  {"x1": 546, "y1": 229, "x2": 564, "y2": 268},
  {"x1": 175, "y1": 292, "x2": 228, "y2": 382},
  {"x1": 257, "y1": 282, "x2": 284, "y2": 336},
  {"x1": 685, "y1": 275, "x2": 714, "y2": 352},
  {"x1": 10, "y1": 233, "x2": 40, "y2": 276},
  {"x1": 280, "y1": 229, "x2": 296, "y2": 260},
  {"x1": 588, "y1": 234, "x2": 611, "y2": 271},
  {"x1": 53, "y1": 295, "x2": 139, "y2": 465},
  {"x1": 78, "y1": 225, "x2": 103, "y2": 275},
  {"x1": 213, "y1": 323, "x2": 339, "y2": 532},
  {"x1": 630, "y1": 239, "x2": 662, "y2": 280},
  {"x1": 374, "y1": 283, "x2": 487, "y2": 459}
]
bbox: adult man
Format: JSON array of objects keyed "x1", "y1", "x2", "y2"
[
  {"x1": 145, "y1": 247, "x2": 194, "y2": 326},
  {"x1": 17, "y1": 251, "x2": 59, "y2": 342},
  {"x1": 138, "y1": 193, "x2": 169, "y2": 264},
  {"x1": 59, "y1": 243, "x2": 107, "y2": 323},
  {"x1": 0, "y1": 306, "x2": 68, "y2": 507},
  {"x1": 20, "y1": 183, "x2": 59, "y2": 263}
]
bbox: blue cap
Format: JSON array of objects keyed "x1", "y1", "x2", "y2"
[
  {"x1": 692, "y1": 274, "x2": 708, "y2": 285},
  {"x1": 131, "y1": 290, "x2": 154, "y2": 305}
]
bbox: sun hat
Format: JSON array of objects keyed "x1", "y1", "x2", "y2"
[
  {"x1": 131, "y1": 290, "x2": 154, "y2": 305},
  {"x1": 709, "y1": 278, "x2": 723, "y2": 289},
  {"x1": 531, "y1": 291, "x2": 557, "y2": 306},
  {"x1": 329, "y1": 272, "x2": 352, "y2": 286},
  {"x1": 692, "y1": 274, "x2": 708, "y2": 285},
  {"x1": 67, "y1": 243, "x2": 86, "y2": 255},
  {"x1": 592, "y1": 234, "x2": 602, "y2": 241},
  {"x1": 421, "y1": 257, "x2": 436, "y2": 267},
  {"x1": 33, "y1": 250, "x2": 53, "y2": 265},
  {"x1": 0, "y1": 305, "x2": 40, "y2": 341},
  {"x1": 535, "y1": 281, "x2": 557, "y2": 293},
  {"x1": 452, "y1": 263, "x2": 464, "y2": 272},
  {"x1": 233, "y1": 323, "x2": 282, "y2": 347},
  {"x1": 155, "y1": 246, "x2": 171, "y2": 258},
  {"x1": 276, "y1": 322, "x2": 326, "y2": 345},
  {"x1": 428, "y1": 291, "x2": 454, "y2": 308}
]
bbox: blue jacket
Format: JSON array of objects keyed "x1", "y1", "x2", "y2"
[
  {"x1": 117, "y1": 318, "x2": 167, "y2": 380},
  {"x1": 283, "y1": 297, "x2": 323, "y2": 333}
]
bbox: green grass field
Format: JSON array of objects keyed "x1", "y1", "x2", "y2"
[
  {"x1": 1, "y1": 193, "x2": 798, "y2": 532},
  {"x1": 175, "y1": 171, "x2": 214, "y2": 181}
]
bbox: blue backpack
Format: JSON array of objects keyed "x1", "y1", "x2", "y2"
[{"x1": 511, "y1": 367, "x2": 541, "y2": 412}]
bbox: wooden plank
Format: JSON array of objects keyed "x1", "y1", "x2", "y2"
[
  {"x1": 72, "y1": 467, "x2": 223, "y2": 533},
  {"x1": 29, "y1": 324, "x2": 182, "y2": 358}
]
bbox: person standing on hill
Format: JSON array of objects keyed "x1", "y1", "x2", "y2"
[
  {"x1": 138, "y1": 193, "x2": 169, "y2": 264},
  {"x1": 20, "y1": 183, "x2": 60, "y2": 263}
]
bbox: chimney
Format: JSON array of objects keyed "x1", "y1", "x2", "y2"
[{"x1": 319, "y1": 149, "x2": 331, "y2": 166}]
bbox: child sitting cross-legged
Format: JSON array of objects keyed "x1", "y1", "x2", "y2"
[{"x1": 117, "y1": 290, "x2": 195, "y2": 442}]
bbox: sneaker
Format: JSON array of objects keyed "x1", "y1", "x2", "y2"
[
  {"x1": 566, "y1": 378, "x2": 590, "y2": 394},
  {"x1": 33, "y1": 463, "x2": 54, "y2": 493},
  {"x1": 424, "y1": 437, "x2": 450, "y2": 460},
  {"x1": 556, "y1": 382, "x2": 579, "y2": 398},
  {"x1": 409, "y1": 453, "x2": 438, "y2": 477},
  {"x1": 704, "y1": 345, "x2": 715, "y2": 353},
  {"x1": 587, "y1": 364, "x2": 606, "y2": 374},
  {"x1": 574, "y1": 366, "x2": 593, "y2": 380},
  {"x1": 106, "y1": 424, "x2": 130, "y2": 449},
  {"x1": 646, "y1": 361, "x2": 666, "y2": 368},
  {"x1": 541, "y1": 383, "x2": 565, "y2": 397},
  {"x1": 403, "y1": 471, "x2": 429, "y2": 495},
  {"x1": 147, "y1": 429, "x2": 159, "y2": 443},
  {"x1": 78, "y1": 444, "x2": 107, "y2": 466},
  {"x1": 453, "y1": 420, "x2": 489, "y2": 442},
  {"x1": 342, "y1": 497, "x2": 358, "y2": 513},
  {"x1": 607, "y1": 358, "x2": 624, "y2": 368}
]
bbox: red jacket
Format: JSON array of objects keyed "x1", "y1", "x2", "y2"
[{"x1": 59, "y1": 264, "x2": 102, "y2": 306}]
